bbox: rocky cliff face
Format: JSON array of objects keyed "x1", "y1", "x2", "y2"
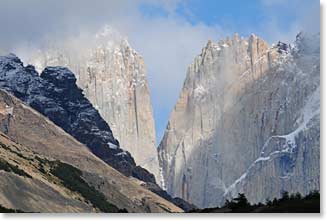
[
  {"x1": 0, "y1": 53, "x2": 194, "y2": 211},
  {"x1": 0, "y1": 88, "x2": 182, "y2": 213},
  {"x1": 0, "y1": 54, "x2": 156, "y2": 184},
  {"x1": 158, "y1": 33, "x2": 320, "y2": 208},
  {"x1": 25, "y1": 26, "x2": 159, "y2": 181}
]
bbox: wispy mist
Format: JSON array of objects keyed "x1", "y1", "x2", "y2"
[{"x1": 0, "y1": 0, "x2": 319, "y2": 142}]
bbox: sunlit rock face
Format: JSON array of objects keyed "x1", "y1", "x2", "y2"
[
  {"x1": 0, "y1": 54, "x2": 158, "y2": 184},
  {"x1": 25, "y1": 26, "x2": 160, "y2": 182},
  {"x1": 158, "y1": 33, "x2": 320, "y2": 208}
]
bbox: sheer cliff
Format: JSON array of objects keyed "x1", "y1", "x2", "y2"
[
  {"x1": 0, "y1": 54, "x2": 155, "y2": 184},
  {"x1": 26, "y1": 26, "x2": 159, "y2": 181},
  {"x1": 158, "y1": 33, "x2": 320, "y2": 208},
  {"x1": 0, "y1": 53, "x2": 194, "y2": 211}
]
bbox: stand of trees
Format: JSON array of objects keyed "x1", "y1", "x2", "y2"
[{"x1": 189, "y1": 190, "x2": 320, "y2": 213}]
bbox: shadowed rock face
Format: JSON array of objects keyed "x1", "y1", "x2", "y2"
[
  {"x1": 158, "y1": 33, "x2": 320, "y2": 208},
  {"x1": 0, "y1": 89, "x2": 183, "y2": 213},
  {"x1": 0, "y1": 54, "x2": 155, "y2": 184},
  {"x1": 26, "y1": 26, "x2": 160, "y2": 182},
  {"x1": 0, "y1": 54, "x2": 195, "y2": 211}
]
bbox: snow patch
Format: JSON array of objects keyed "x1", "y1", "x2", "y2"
[
  {"x1": 108, "y1": 142, "x2": 118, "y2": 150},
  {"x1": 159, "y1": 167, "x2": 167, "y2": 190},
  {"x1": 194, "y1": 85, "x2": 207, "y2": 101},
  {"x1": 224, "y1": 87, "x2": 320, "y2": 197},
  {"x1": 116, "y1": 151, "x2": 128, "y2": 156}
]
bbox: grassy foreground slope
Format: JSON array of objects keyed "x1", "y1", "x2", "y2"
[{"x1": 0, "y1": 89, "x2": 182, "y2": 213}]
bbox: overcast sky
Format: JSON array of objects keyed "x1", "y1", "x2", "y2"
[{"x1": 0, "y1": 0, "x2": 320, "y2": 143}]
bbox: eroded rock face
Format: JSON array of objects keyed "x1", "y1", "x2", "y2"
[
  {"x1": 158, "y1": 33, "x2": 320, "y2": 208},
  {"x1": 25, "y1": 26, "x2": 159, "y2": 181},
  {"x1": 0, "y1": 54, "x2": 156, "y2": 184}
]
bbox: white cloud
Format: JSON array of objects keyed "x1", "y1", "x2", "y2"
[
  {"x1": 0, "y1": 0, "x2": 319, "y2": 142},
  {"x1": 0, "y1": 0, "x2": 222, "y2": 141},
  {"x1": 112, "y1": 15, "x2": 222, "y2": 125},
  {"x1": 258, "y1": 0, "x2": 320, "y2": 43}
]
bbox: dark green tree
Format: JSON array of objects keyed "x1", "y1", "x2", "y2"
[
  {"x1": 281, "y1": 191, "x2": 290, "y2": 201},
  {"x1": 226, "y1": 193, "x2": 251, "y2": 211},
  {"x1": 233, "y1": 193, "x2": 250, "y2": 207}
]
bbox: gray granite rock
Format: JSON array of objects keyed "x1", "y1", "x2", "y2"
[
  {"x1": 158, "y1": 33, "x2": 320, "y2": 208},
  {"x1": 26, "y1": 26, "x2": 160, "y2": 182}
]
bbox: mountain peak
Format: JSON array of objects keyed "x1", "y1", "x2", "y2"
[
  {"x1": 0, "y1": 53, "x2": 23, "y2": 66},
  {"x1": 232, "y1": 33, "x2": 240, "y2": 42},
  {"x1": 95, "y1": 25, "x2": 123, "y2": 40},
  {"x1": 159, "y1": 33, "x2": 320, "y2": 208},
  {"x1": 18, "y1": 25, "x2": 160, "y2": 185},
  {"x1": 41, "y1": 66, "x2": 77, "y2": 87}
]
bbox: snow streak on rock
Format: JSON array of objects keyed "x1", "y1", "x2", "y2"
[{"x1": 159, "y1": 32, "x2": 320, "y2": 208}]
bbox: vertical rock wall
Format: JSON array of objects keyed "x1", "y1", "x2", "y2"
[
  {"x1": 158, "y1": 33, "x2": 320, "y2": 208},
  {"x1": 26, "y1": 26, "x2": 160, "y2": 182}
]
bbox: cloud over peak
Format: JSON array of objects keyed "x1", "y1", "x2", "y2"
[{"x1": 0, "y1": 0, "x2": 319, "y2": 142}]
